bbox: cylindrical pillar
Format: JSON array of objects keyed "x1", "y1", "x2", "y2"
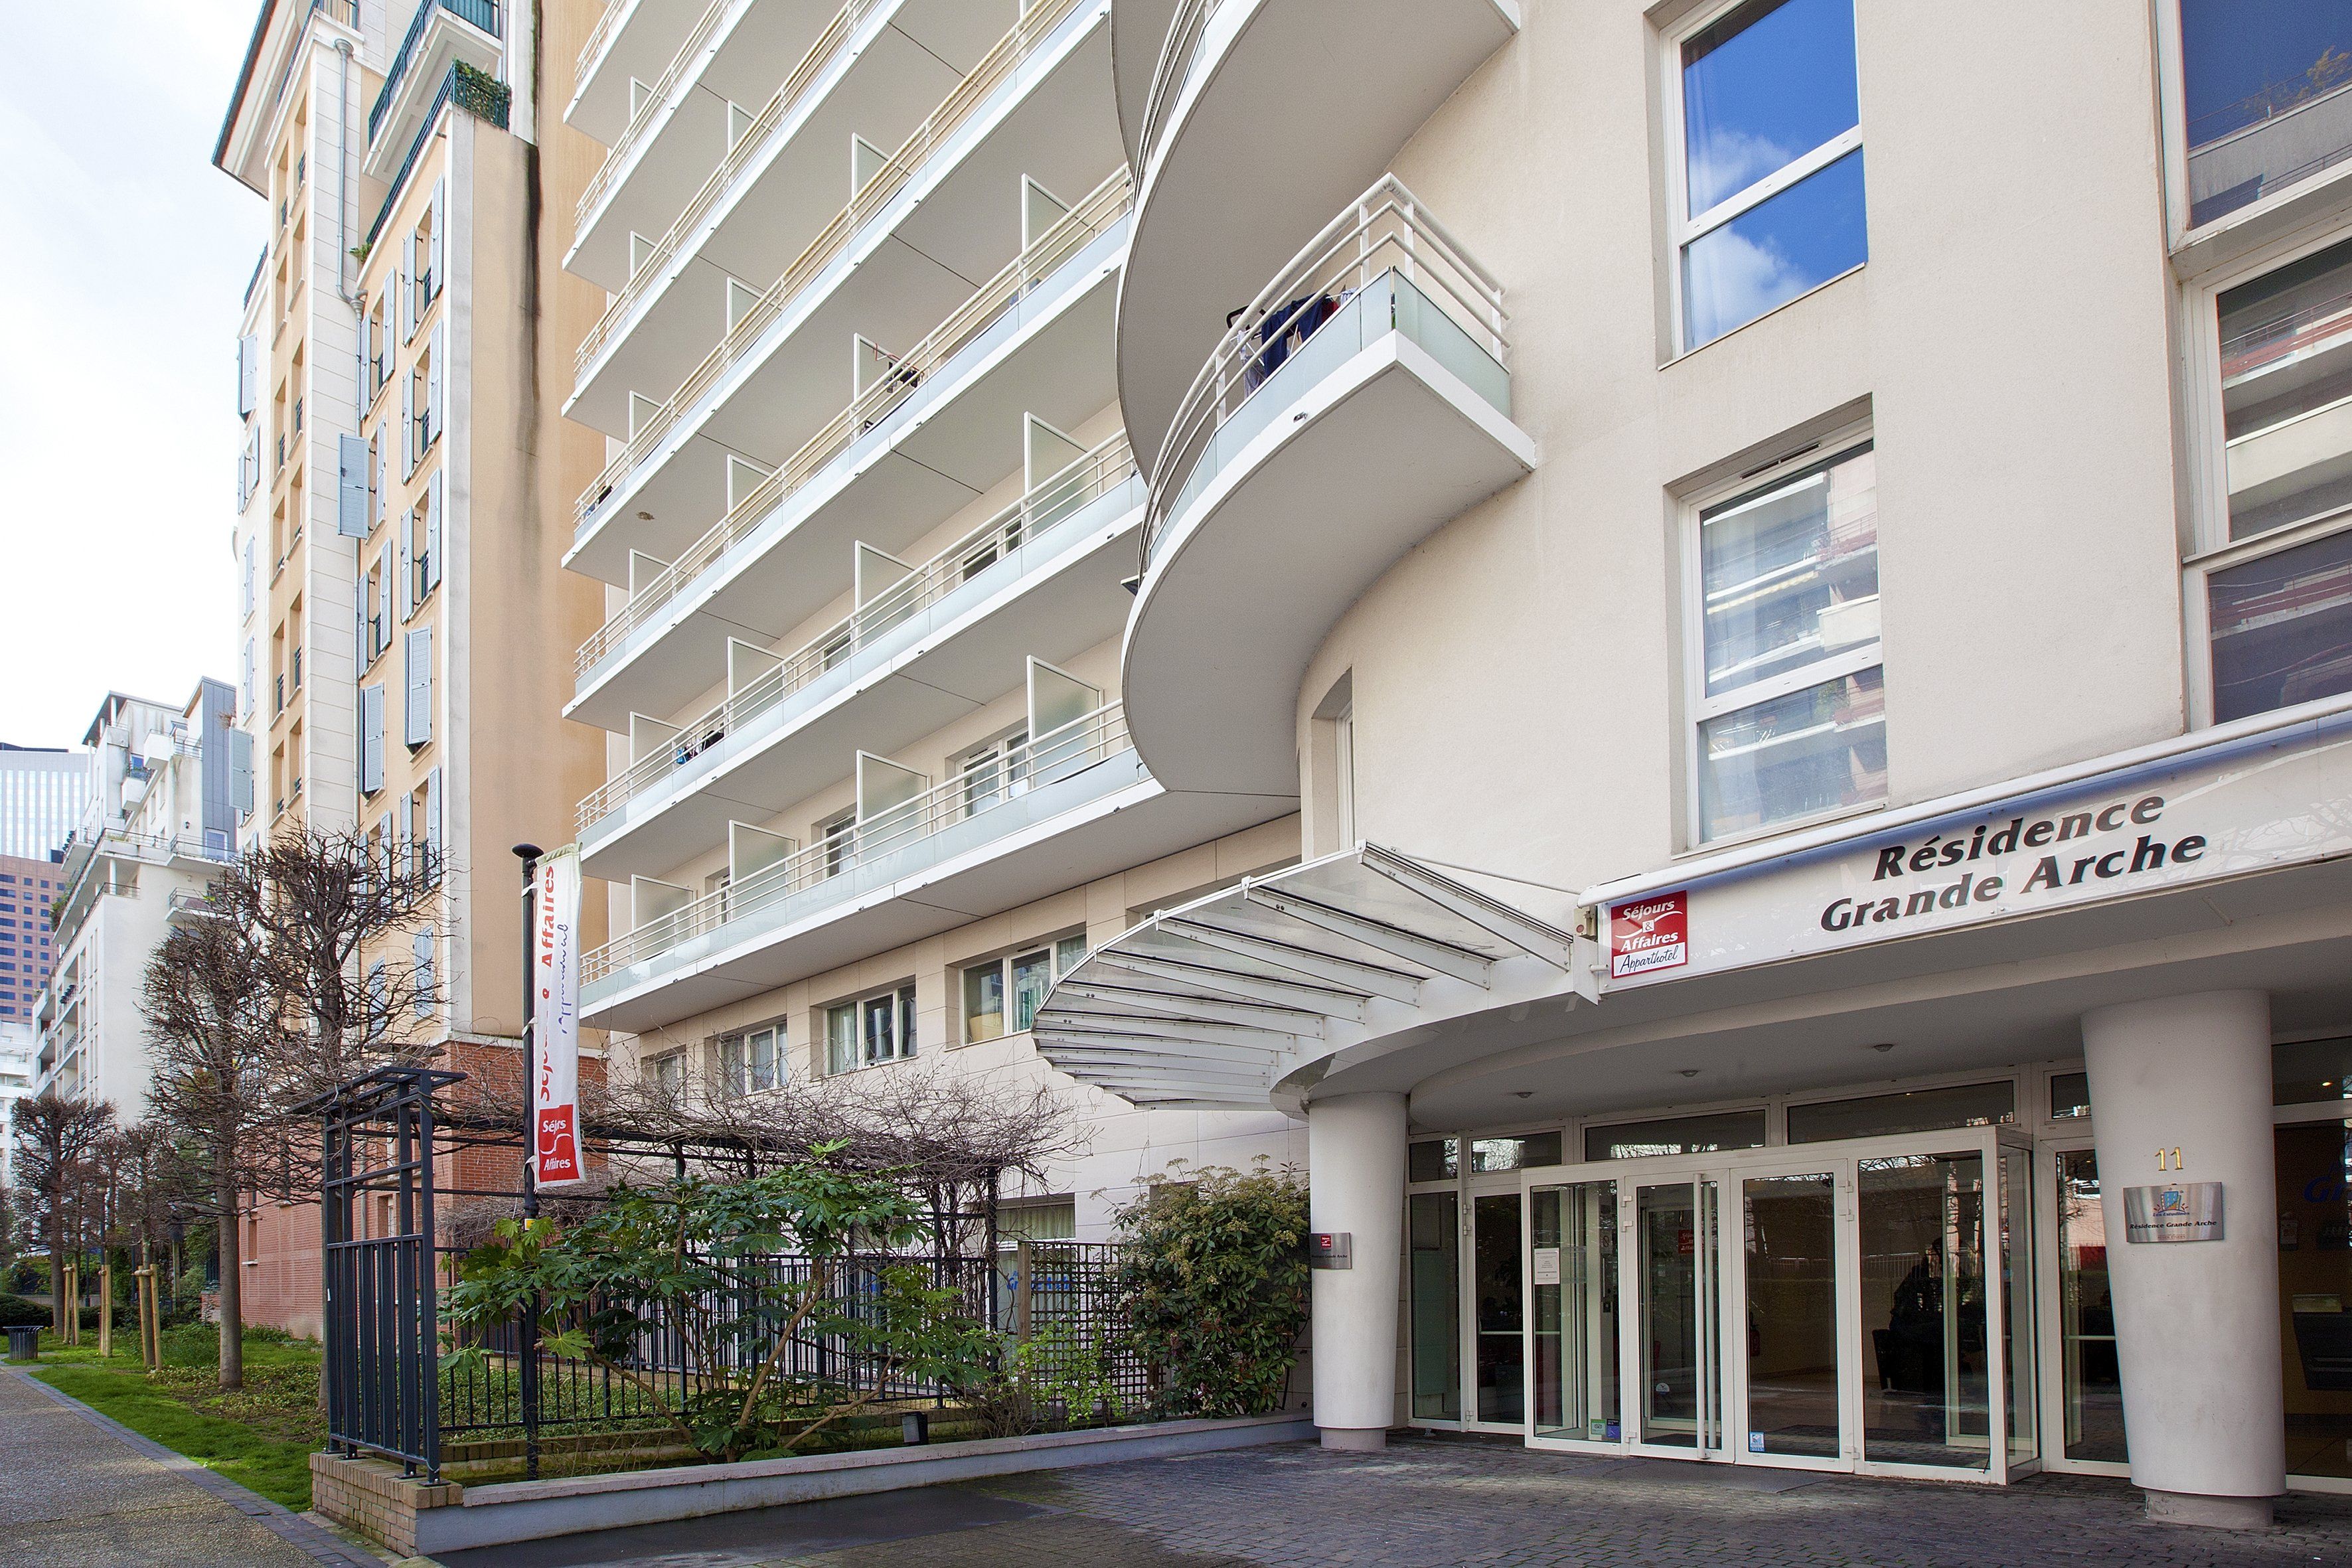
[
  {"x1": 1306, "y1": 1091, "x2": 1407, "y2": 1451},
  {"x1": 2082, "y1": 990, "x2": 2282, "y2": 1529}
]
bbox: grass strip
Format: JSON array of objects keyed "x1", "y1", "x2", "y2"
[{"x1": 29, "y1": 1327, "x2": 325, "y2": 1510}]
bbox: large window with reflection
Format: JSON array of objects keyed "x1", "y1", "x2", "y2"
[
  {"x1": 2179, "y1": 1, "x2": 2352, "y2": 230},
  {"x1": 1689, "y1": 438, "x2": 1885, "y2": 843},
  {"x1": 2201, "y1": 238, "x2": 2352, "y2": 723},
  {"x1": 1671, "y1": 0, "x2": 1867, "y2": 349}
]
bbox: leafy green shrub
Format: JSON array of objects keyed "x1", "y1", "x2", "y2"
[
  {"x1": 445, "y1": 1146, "x2": 994, "y2": 1463},
  {"x1": 1112, "y1": 1162, "x2": 1309, "y2": 1419},
  {"x1": 0, "y1": 1293, "x2": 48, "y2": 1327},
  {"x1": 965, "y1": 1322, "x2": 1125, "y2": 1437}
]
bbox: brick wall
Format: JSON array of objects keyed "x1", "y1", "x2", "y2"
[
  {"x1": 238, "y1": 1040, "x2": 602, "y2": 1338},
  {"x1": 308, "y1": 1452, "x2": 459, "y2": 1557}
]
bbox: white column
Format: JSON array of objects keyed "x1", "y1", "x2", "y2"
[
  {"x1": 1306, "y1": 1091, "x2": 1407, "y2": 1450},
  {"x1": 2082, "y1": 990, "x2": 2283, "y2": 1529}
]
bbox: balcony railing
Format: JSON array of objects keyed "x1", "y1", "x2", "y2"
[
  {"x1": 1134, "y1": 0, "x2": 1225, "y2": 175},
  {"x1": 579, "y1": 157, "x2": 1127, "y2": 536},
  {"x1": 575, "y1": 0, "x2": 626, "y2": 98},
  {"x1": 575, "y1": 430, "x2": 1137, "y2": 833},
  {"x1": 574, "y1": 0, "x2": 1081, "y2": 382},
  {"x1": 372, "y1": 0, "x2": 503, "y2": 145},
  {"x1": 368, "y1": 62, "x2": 512, "y2": 245},
  {"x1": 1141, "y1": 175, "x2": 1507, "y2": 564},
  {"x1": 573, "y1": 168, "x2": 1132, "y2": 674},
  {"x1": 581, "y1": 700, "x2": 1131, "y2": 984},
  {"x1": 574, "y1": 0, "x2": 883, "y2": 378},
  {"x1": 575, "y1": 0, "x2": 735, "y2": 230}
]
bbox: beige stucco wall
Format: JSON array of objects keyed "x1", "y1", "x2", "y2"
[{"x1": 1297, "y1": 0, "x2": 2186, "y2": 895}]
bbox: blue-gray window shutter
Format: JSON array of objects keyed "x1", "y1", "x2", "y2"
[
  {"x1": 424, "y1": 470, "x2": 442, "y2": 592},
  {"x1": 337, "y1": 434, "x2": 368, "y2": 537},
  {"x1": 360, "y1": 684, "x2": 384, "y2": 792},
  {"x1": 424, "y1": 766, "x2": 442, "y2": 878},
  {"x1": 412, "y1": 929, "x2": 434, "y2": 1018},
  {"x1": 404, "y1": 627, "x2": 432, "y2": 747},
  {"x1": 229, "y1": 728, "x2": 254, "y2": 815}
]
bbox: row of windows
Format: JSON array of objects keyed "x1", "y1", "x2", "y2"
[{"x1": 646, "y1": 934, "x2": 1091, "y2": 1094}]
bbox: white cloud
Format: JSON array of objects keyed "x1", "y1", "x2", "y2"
[
  {"x1": 1687, "y1": 128, "x2": 1798, "y2": 214},
  {"x1": 0, "y1": 0, "x2": 256, "y2": 745},
  {"x1": 1684, "y1": 226, "x2": 1809, "y2": 345}
]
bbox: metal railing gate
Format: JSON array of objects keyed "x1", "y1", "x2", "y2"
[{"x1": 317, "y1": 1065, "x2": 462, "y2": 1480}]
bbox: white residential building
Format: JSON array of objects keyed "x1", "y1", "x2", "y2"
[
  {"x1": 556, "y1": 0, "x2": 1303, "y2": 1248},
  {"x1": 37, "y1": 682, "x2": 238, "y2": 1119}
]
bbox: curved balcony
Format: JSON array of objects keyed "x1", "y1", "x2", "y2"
[
  {"x1": 1115, "y1": 0, "x2": 1518, "y2": 475},
  {"x1": 569, "y1": 0, "x2": 1109, "y2": 439},
  {"x1": 565, "y1": 188, "x2": 1128, "y2": 732},
  {"x1": 1123, "y1": 177, "x2": 1535, "y2": 798},
  {"x1": 576, "y1": 700, "x2": 1289, "y2": 1034},
  {"x1": 575, "y1": 433, "x2": 1142, "y2": 881}
]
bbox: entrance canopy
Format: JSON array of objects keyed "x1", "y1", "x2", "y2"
[{"x1": 1034, "y1": 844, "x2": 1591, "y2": 1107}]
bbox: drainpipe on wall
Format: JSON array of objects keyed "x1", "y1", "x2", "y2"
[{"x1": 336, "y1": 35, "x2": 364, "y2": 419}]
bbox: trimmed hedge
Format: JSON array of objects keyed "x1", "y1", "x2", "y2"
[{"x1": 0, "y1": 1293, "x2": 50, "y2": 1327}]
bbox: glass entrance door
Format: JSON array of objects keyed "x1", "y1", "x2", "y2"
[
  {"x1": 1513, "y1": 1126, "x2": 2037, "y2": 1478},
  {"x1": 1531, "y1": 1180, "x2": 1620, "y2": 1441},
  {"x1": 1471, "y1": 1190, "x2": 1526, "y2": 1426},
  {"x1": 1738, "y1": 1166, "x2": 1849, "y2": 1464},
  {"x1": 1634, "y1": 1180, "x2": 1722, "y2": 1452}
]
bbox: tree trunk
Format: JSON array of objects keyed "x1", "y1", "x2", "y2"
[
  {"x1": 216, "y1": 1174, "x2": 244, "y2": 1391},
  {"x1": 46, "y1": 1225, "x2": 64, "y2": 1336}
]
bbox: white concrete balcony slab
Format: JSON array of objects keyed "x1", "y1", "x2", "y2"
[
  {"x1": 569, "y1": 163, "x2": 1130, "y2": 588},
  {"x1": 364, "y1": 0, "x2": 503, "y2": 181},
  {"x1": 571, "y1": 0, "x2": 844, "y2": 287},
  {"x1": 1109, "y1": 0, "x2": 1178, "y2": 171},
  {"x1": 566, "y1": 207, "x2": 1125, "y2": 732},
  {"x1": 569, "y1": 0, "x2": 710, "y2": 145},
  {"x1": 1123, "y1": 178, "x2": 1535, "y2": 799},
  {"x1": 1115, "y1": 0, "x2": 1517, "y2": 477},
  {"x1": 576, "y1": 435, "x2": 1142, "y2": 883},
  {"x1": 568, "y1": 0, "x2": 1108, "y2": 439},
  {"x1": 578, "y1": 702, "x2": 1293, "y2": 1033}
]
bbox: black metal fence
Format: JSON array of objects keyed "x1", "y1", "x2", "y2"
[
  {"x1": 1008, "y1": 1241, "x2": 1154, "y2": 1415},
  {"x1": 311, "y1": 1067, "x2": 1146, "y2": 1484},
  {"x1": 438, "y1": 1251, "x2": 1001, "y2": 1447}
]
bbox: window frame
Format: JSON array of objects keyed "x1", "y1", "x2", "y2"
[
  {"x1": 716, "y1": 1020, "x2": 783, "y2": 1097},
  {"x1": 1661, "y1": 0, "x2": 1868, "y2": 356},
  {"x1": 2179, "y1": 224, "x2": 2352, "y2": 728},
  {"x1": 959, "y1": 933, "x2": 1086, "y2": 1044},
  {"x1": 1678, "y1": 418, "x2": 1884, "y2": 848},
  {"x1": 824, "y1": 981, "x2": 917, "y2": 1075}
]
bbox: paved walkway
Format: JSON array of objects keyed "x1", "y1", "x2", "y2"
[
  {"x1": 455, "y1": 1437, "x2": 2352, "y2": 1568},
  {"x1": 0, "y1": 1369, "x2": 382, "y2": 1568}
]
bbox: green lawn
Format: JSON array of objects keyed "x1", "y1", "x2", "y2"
[{"x1": 25, "y1": 1326, "x2": 325, "y2": 1510}]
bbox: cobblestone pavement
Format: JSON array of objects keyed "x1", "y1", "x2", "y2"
[
  {"x1": 754, "y1": 1438, "x2": 2352, "y2": 1568},
  {"x1": 0, "y1": 1369, "x2": 380, "y2": 1568}
]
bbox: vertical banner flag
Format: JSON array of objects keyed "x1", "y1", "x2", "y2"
[{"x1": 532, "y1": 846, "x2": 585, "y2": 1186}]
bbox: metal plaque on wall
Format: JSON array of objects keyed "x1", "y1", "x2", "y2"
[{"x1": 2123, "y1": 1182, "x2": 2223, "y2": 1243}]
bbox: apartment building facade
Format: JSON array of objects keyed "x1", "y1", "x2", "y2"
[
  {"x1": 552, "y1": 0, "x2": 1308, "y2": 1252},
  {"x1": 35, "y1": 683, "x2": 238, "y2": 1119},
  {"x1": 947, "y1": 0, "x2": 2352, "y2": 1530},
  {"x1": 214, "y1": 0, "x2": 609, "y2": 1334}
]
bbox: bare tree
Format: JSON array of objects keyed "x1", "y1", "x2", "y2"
[
  {"x1": 442, "y1": 1060, "x2": 1084, "y2": 1253},
  {"x1": 11, "y1": 1093, "x2": 117, "y2": 1332},
  {"x1": 139, "y1": 826, "x2": 444, "y2": 1387}
]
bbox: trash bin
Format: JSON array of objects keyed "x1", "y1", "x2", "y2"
[{"x1": 5, "y1": 1324, "x2": 39, "y2": 1362}]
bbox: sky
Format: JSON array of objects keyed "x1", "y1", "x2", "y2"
[{"x1": 0, "y1": 0, "x2": 258, "y2": 749}]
